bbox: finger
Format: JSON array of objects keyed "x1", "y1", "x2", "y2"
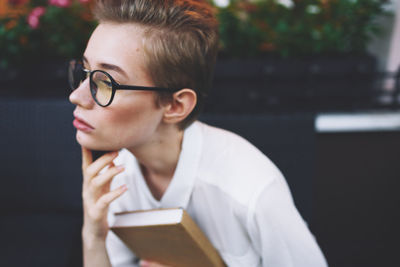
[
  {"x1": 140, "y1": 260, "x2": 171, "y2": 267},
  {"x1": 96, "y1": 185, "x2": 128, "y2": 212},
  {"x1": 90, "y1": 165, "x2": 125, "y2": 191},
  {"x1": 85, "y1": 151, "x2": 119, "y2": 179},
  {"x1": 81, "y1": 146, "x2": 93, "y2": 170}
]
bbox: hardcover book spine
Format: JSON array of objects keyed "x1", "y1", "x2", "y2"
[{"x1": 181, "y1": 211, "x2": 226, "y2": 267}]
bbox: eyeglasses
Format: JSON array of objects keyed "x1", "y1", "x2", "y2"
[{"x1": 68, "y1": 59, "x2": 180, "y2": 107}]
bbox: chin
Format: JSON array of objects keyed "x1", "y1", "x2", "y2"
[{"x1": 76, "y1": 132, "x2": 122, "y2": 152}]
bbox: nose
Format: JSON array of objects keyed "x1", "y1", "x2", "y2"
[{"x1": 69, "y1": 78, "x2": 95, "y2": 109}]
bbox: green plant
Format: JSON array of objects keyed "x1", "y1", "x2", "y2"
[
  {"x1": 0, "y1": 0, "x2": 391, "y2": 68},
  {"x1": 215, "y1": 0, "x2": 391, "y2": 58},
  {"x1": 0, "y1": 0, "x2": 96, "y2": 69}
]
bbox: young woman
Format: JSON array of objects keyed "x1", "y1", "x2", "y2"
[{"x1": 68, "y1": 0, "x2": 327, "y2": 266}]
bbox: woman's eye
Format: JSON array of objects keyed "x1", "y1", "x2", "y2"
[{"x1": 100, "y1": 80, "x2": 112, "y2": 87}]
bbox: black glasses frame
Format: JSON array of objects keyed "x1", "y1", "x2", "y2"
[{"x1": 69, "y1": 59, "x2": 180, "y2": 107}]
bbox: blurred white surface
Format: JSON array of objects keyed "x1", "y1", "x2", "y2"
[{"x1": 316, "y1": 111, "x2": 400, "y2": 132}]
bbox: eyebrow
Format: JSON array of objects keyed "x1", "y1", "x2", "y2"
[{"x1": 82, "y1": 56, "x2": 128, "y2": 79}]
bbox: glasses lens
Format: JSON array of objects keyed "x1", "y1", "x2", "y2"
[
  {"x1": 91, "y1": 71, "x2": 113, "y2": 106},
  {"x1": 68, "y1": 60, "x2": 86, "y2": 90}
]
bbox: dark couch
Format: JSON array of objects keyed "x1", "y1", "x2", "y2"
[{"x1": 0, "y1": 98, "x2": 315, "y2": 267}]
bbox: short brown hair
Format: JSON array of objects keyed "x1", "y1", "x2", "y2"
[{"x1": 93, "y1": 0, "x2": 219, "y2": 129}]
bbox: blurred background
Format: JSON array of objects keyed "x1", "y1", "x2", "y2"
[{"x1": 0, "y1": 0, "x2": 399, "y2": 266}]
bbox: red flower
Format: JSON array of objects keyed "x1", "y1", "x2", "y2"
[
  {"x1": 48, "y1": 0, "x2": 72, "y2": 8},
  {"x1": 27, "y1": 7, "x2": 46, "y2": 29}
]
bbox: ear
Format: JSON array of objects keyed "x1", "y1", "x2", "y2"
[{"x1": 163, "y1": 89, "x2": 197, "y2": 125}]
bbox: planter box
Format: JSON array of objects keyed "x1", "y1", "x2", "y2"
[
  {"x1": 0, "y1": 56, "x2": 380, "y2": 112},
  {"x1": 0, "y1": 61, "x2": 69, "y2": 98},
  {"x1": 206, "y1": 55, "x2": 378, "y2": 113}
]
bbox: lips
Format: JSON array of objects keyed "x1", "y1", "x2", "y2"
[{"x1": 73, "y1": 114, "x2": 94, "y2": 132}]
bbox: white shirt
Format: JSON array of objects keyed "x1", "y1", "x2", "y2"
[{"x1": 106, "y1": 121, "x2": 328, "y2": 267}]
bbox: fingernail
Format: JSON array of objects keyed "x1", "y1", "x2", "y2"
[
  {"x1": 140, "y1": 260, "x2": 150, "y2": 267},
  {"x1": 121, "y1": 184, "x2": 128, "y2": 191},
  {"x1": 116, "y1": 165, "x2": 125, "y2": 171}
]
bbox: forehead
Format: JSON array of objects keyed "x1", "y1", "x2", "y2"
[{"x1": 84, "y1": 23, "x2": 147, "y2": 73}]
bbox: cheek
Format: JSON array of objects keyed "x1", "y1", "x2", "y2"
[{"x1": 100, "y1": 101, "x2": 163, "y2": 146}]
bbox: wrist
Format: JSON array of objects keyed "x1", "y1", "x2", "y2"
[
  {"x1": 81, "y1": 227, "x2": 112, "y2": 267},
  {"x1": 82, "y1": 225, "x2": 108, "y2": 244}
]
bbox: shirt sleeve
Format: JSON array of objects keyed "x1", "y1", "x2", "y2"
[{"x1": 248, "y1": 177, "x2": 328, "y2": 267}]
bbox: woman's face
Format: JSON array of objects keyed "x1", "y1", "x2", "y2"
[{"x1": 69, "y1": 23, "x2": 165, "y2": 151}]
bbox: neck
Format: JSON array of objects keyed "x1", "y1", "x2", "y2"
[{"x1": 127, "y1": 124, "x2": 184, "y2": 200}]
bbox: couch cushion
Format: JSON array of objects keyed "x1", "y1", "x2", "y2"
[
  {"x1": 0, "y1": 99, "x2": 82, "y2": 213},
  {"x1": 0, "y1": 212, "x2": 83, "y2": 267}
]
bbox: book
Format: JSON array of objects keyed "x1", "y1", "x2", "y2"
[{"x1": 110, "y1": 208, "x2": 226, "y2": 267}]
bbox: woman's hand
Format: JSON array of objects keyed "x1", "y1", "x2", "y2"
[
  {"x1": 81, "y1": 146, "x2": 127, "y2": 241},
  {"x1": 140, "y1": 260, "x2": 172, "y2": 267}
]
